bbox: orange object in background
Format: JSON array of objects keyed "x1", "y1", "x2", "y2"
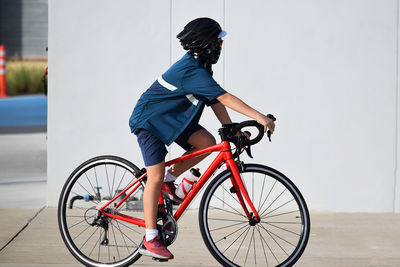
[{"x1": 0, "y1": 45, "x2": 6, "y2": 98}]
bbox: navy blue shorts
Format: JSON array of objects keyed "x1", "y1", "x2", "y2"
[{"x1": 135, "y1": 122, "x2": 204, "y2": 166}]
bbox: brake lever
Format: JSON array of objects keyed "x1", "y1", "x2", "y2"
[
  {"x1": 233, "y1": 131, "x2": 253, "y2": 159},
  {"x1": 245, "y1": 146, "x2": 253, "y2": 159},
  {"x1": 241, "y1": 130, "x2": 254, "y2": 158},
  {"x1": 266, "y1": 114, "x2": 276, "y2": 142}
]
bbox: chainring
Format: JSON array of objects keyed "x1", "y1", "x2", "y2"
[{"x1": 157, "y1": 213, "x2": 178, "y2": 246}]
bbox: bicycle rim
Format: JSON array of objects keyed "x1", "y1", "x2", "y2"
[
  {"x1": 58, "y1": 156, "x2": 145, "y2": 267},
  {"x1": 199, "y1": 164, "x2": 310, "y2": 267}
]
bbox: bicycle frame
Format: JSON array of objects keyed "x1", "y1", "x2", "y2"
[{"x1": 99, "y1": 140, "x2": 260, "y2": 227}]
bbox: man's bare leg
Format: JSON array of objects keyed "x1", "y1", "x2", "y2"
[
  {"x1": 169, "y1": 129, "x2": 216, "y2": 178},
  {"x1": 143, "y1": 161, "x2": 165, "y2": 229}
]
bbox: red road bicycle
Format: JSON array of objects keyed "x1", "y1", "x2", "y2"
[{"x1": 58, "y1": 119, "x2": 310, "y2": 267}]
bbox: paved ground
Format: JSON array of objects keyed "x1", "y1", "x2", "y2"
[
  {"x1": 0, "y1": 208, "x2": 400, "y2": 266},
  {"x1": 0, "y1": 133, "x2": 46, "y2": 184},
  {"x1": 0, "y1": 133, "x2": 47, "y2": 209}
]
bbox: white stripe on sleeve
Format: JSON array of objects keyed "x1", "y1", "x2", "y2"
[
  {"x1": 186, "y1": 94, "x2": 199, "y2": 106},
  {"x1": 157, "y1": 75, "x2": 177, "y2": 91}
]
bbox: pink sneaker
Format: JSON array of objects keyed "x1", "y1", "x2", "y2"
[
  {"x1": 138, "y1": 236, "x2": 174, "y2": 260},
  {"x1": 162, "y1": 182, "x2": 183, "y2": 204}
]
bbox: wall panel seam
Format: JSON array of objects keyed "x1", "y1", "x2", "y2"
[{"x1": 395, "y1": 0, "x2": 399, "y2": 213}]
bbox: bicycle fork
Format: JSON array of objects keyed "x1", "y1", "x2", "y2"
[{"x1": 226, "y1": 159, "x2": 261, "y2": 223}]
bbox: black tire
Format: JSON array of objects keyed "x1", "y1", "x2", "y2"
[
  {"x1": 199, "y1": 164, "x2": 310, "y2": 267},
  {"x1": 58, "y1": 155, "x2": 145, "y2": 267}
]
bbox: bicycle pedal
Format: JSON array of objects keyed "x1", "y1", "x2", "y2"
[{"x1": 152, "y1": 257, "x2": 168, "y2": 262}]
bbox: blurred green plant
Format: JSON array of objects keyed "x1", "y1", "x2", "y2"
[{"x1": 5, "y1": 61, "x2": 48, "y2": 96}]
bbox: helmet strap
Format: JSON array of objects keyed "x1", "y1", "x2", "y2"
[
  {"x1": 189, "y1": 39, "x2": 222, "y2": 74},
  {"x1": 190, "y1": 50, "x2": 214, "y2": 74}
]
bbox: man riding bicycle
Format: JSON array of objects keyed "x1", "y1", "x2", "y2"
[{"x1": 129, "y1": 17, "x2": 275, "y2": 260}]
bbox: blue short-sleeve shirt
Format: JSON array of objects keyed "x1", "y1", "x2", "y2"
[{"x1": 129, "y1": 53, "x2": 226, "y2": 145}]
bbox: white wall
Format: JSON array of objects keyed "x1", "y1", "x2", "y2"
[{"x1": 48, "y1": 0, "x2": 399, "y2": 213}]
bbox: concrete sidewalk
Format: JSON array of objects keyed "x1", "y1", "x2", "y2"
[{"x1": 0, "y1": 208, "x2": 399, "y2": 267}]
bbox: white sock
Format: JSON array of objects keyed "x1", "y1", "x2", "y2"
[
  {"x1": 145, "y1": 229, "x2": 159, "y2": 242},
  {"x1": 164, "y1": 171, "x2": 177, "y2": 183}
]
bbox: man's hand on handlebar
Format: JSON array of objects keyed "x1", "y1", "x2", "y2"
[
  {"x1": 226, "y1": 118, "x2": 276, "y2": 159},
  {"x1": 256, "y1": 114, "x2": 276, "y2": 134},
  {"x1": 234, "y1": 131, "x2": 250, "y2": 140}
]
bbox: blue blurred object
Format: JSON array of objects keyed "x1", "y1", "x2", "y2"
[
  {"x1": 0, "y1": 95, "x2": 47, "y2": 133},
  {"x1": 84, "y1": 194, "x2": 91, "y2": 202}
]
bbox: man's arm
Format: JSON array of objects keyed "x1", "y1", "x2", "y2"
[
  {"x1": 217, "y1": 92, "x2": 275, "y2": 133},
  {"x1": 211, "y1": 102, "x2": 232, "y2": 125}
]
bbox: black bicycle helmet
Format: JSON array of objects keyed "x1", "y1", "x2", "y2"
[
  {"x1": 177, "y1": 18, "x2": 226, "y2": 68},
  {"x1": 177, "y1": 17, "x2": 224, "y2": 50}
]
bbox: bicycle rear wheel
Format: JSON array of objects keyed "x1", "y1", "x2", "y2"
[
  {"x1": 58, "y1": 155, "x2": 145, "y2": 267},
  {"x1": 199, "y1": 164, "x2": 310, "y2": 267}
]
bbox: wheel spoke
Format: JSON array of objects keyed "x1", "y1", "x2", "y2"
[
  {"x1": 257, "y1": 225, "x2": 278, "y2": 265},
  {"x1": 263, "y1": 198, "x2": 295, "y2": 217},
  {"x1": 79, "y1": 227, "x2": 99, "y2": 250},
  {"x1": 262, "y1": 210, "x2": 300, "y2": 219},
  {"x1": 115, "y1": 220, "x2": 130, "y2": 254},
  {"x1": 257, "y1": 225, "x2": 269, "y2": 267},
  {"x1": 110, "y1": 223, "x2": 121, "y2": 260},
  {"x1": 264, "y1": 221, "x2": 301, "y2": 224},
  {"x1": 209, "y1": 205, "x2": 246, "y2": 218},
  {"x1": 257, "y1": 175, "x2": 267, "y2": 211},
  {"x1": 253, "y1": 227, "x2": 257, "y2": 266},
  {"x1": 112, "y1": 221, "x2": 139, "y2": 247},
  {"x1": 244, "y1": 227, "x2": 254, "y2": 266},
  {"x1": 118, "y1": 220, "x2": 142, "y2": 235},
  {"x1": 210, "y1": 221, "x2": 248, "y2": 232},
  {"x1": 215, "y1": 224, "x2": 249, "y2": 244},
  {"x1": 260, "y1": 188, "x2": 287, "y2": 217},
  {"x1": 222, "y1": 225, "x2": 251, "y2": 254},
  {"x1": 76, "y1": 182, "x2": 97, "y2": 203},
  {"x1": 262, "y1": 222, "x2": 301, "y2": 236},
  {"x1": 260, "y1": 223, "x2": 296, "y2": 251},
  {"x1": 233, "y1": 226, "x2": 251, "y2": 261},
  {"x1": 105, "y1": 164, "x2": 112, "y2": 200},
  {"x1": 93, "y1": 167, "x2": 100, "y2": 196},
  {"x1": 258, "y1": 180, "x2": 277, "y2": 214},
  {"x1": 111, "y1": 165, "x2": 117, "y2": 199},
  {"x1": 252, "y1": 172, "x2": 254, "y2": 204},
  {"x1": 114, "y1": 169, "x2": 128, "y2": 199},
  {"x1": 85, "y1": 172, "x2": 98, "y2": 199},
  {"x1": 98, "y1": 228, "x2": 102, "y2": 261},
  {"x1": 72, "y1": 224, "x2": 93, "y2": 240},
  {"x1": 88, "y1": 227, "x2": 103, "y2": 257},
  {"x1": 68, "y1": 216, "x2": 92, "y2": 230},
  {"x1": 108, "y1": 236, "x2": 111, "y2": 262},
  {"x1": 208, "y1": 217, "x2": 246, "y2": 223},
  {"x1": 212, "y1": 194, "x2": 247, "y2": 218}
]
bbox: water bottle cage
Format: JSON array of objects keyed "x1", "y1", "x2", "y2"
[{"x1": 181, "y1": 178, "x2": 197, "y2": 196}]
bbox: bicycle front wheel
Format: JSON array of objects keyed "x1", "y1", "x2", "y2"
[
  {"x1": 199, "y1": 164, "x2": 310, "y2": 267},
  {"x1": 58, "y1": 155, "x2": 145, "y2": 267}
]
